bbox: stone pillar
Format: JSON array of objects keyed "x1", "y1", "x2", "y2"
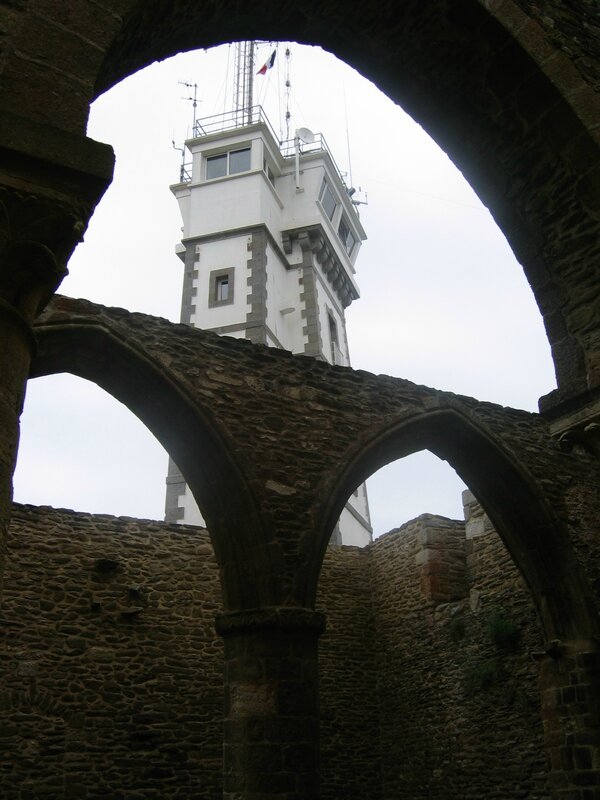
[
  {"x1": 538, "y1": 639, "x2": 600, "y2": 799},
  {"x1": 0, "y1": 115, "x2": 114, "y2": 601},
  {"x1": 414, "y1": 514, "x2": 466, "y2": 604},
  {"x1": 0, "y1": 300, "x2": 37, "y2": 598},
  {"x1": 215, "y1": 607, "x2": 326, "y2": 800},
  {"x1": 0, "y1": 231, "x2": 68, "y2": 602}
]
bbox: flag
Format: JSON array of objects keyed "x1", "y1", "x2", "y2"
[{"x1": 257, "y1": 49, "x2": 276, "y2": 75}]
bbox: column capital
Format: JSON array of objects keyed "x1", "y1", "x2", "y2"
[
  {"x1": 0, "y1": 186, "x2": 82, "y2": 320},
  {"x1": 215, "y1": 606, "x2": 326, "y2": 637}
]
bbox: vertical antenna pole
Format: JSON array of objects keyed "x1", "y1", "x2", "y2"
[
  {"x1": 234, "y1": 41, "x2": 255, "y2": 126},
  {"x1": 344, "y1": 87, "x2": 353, "y2": 190},
  {"x1": 247, "y1": 41, "x2": 255, "y2": 124},
  {"x1": 179, "y1": 81, "x2": 199, "y2": 135},
  {"x1": 284, "y1": 47, "x2": 292, "y2": 141}
]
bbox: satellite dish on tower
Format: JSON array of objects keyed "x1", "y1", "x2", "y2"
[
  {"x1": 294, "y1": 127, "x2": 315, "y2": 191},
  {"x1": 296, "y1": 127, "x2": 315, "y2": 144}
]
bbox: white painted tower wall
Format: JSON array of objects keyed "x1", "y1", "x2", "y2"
[{"x1": 166, "y1": 111, "x2": 372, "y2": 547}]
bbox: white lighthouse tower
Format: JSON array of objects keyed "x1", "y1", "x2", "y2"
[{"x1": 165, "y1": 43, "x2": 372, "y2": 546}]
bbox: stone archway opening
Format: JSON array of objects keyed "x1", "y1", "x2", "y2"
[
  {"x1": 316, "y1": 466, "x2": 552, "y2": 800},
  {"x1": 13, "y1": 373, "x2": 170, "y2": 521},
  {"x1": 315, "y1": 407, "x2": 598, "y2": 642},
  {"x1": 313, "y1": 407, "x2": 596, "y2": 799},
  {"x1": 364, "y1": 449, "x2": 467, "y2": 539},
  {"x1": 16, "y1": 42, "x2": 555, "y2": 529}
]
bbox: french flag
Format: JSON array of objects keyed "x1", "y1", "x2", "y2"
[{"x1": 257, "y1": 49, "x2": 276, "y2": 75}]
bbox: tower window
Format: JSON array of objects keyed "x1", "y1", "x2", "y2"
[
  {"x1": 338, "y1": 215, "x2": 356, "y2": 255},
  {"x1": 328, "y1": 310, "x2": 342, "y2": 365},
  {"x1": 206, "y1": 147, "x2": 251, "y2": 180},
  {"x1": 263, "y1": 158, "x2": 275, "y2": 185},
  {"x1": 208, "y1": 268, "x2": 235, "y2": 307},
  {"x1": 319, "y1": 179, "x2": 337, "y2": 221},
  {"x1": 206, "y1": 153, "x2": 227, "y2": 180},
  {"x1": 229, "y1": 148, "x2": 251, "y2": 174},
  {"x1": 216, "y1": 276, "x2": 229, "y2": 302}
]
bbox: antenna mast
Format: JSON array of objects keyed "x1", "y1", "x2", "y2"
[
  {"x1": 179, "y1": 81, "x2": 199, "y2": 132},
  {"x1": 234, "y1": 41, "x2": 255, "y2": 125},
  {"x1": 284, "y1": 47, "x2": 292, "y2": 141}
]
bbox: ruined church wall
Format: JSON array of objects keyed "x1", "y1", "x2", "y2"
[
  {"x1": 2, "y1": 502, "x2": 551, "y2": 799},
  {"x1": 368, "y1": 500, "x2": 551, "y2": 800},
  {"x1": 315, "y1": 546, "x2": 381, "y2": 800},
  {"x1": 0, "y1": 505, "x2": 224, "y2": 800}
]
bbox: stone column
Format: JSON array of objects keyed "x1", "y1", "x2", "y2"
[
  {"x1": 0, "y1": 231, "x2": 68, "y2": 601},
  {"x1": 215, "y1": 607, "x2": 326, "y2": 800},
  {"x1": 538, "y1": 639, "x2": 600, "y2": 799},
  {"x1": 0, "y1": 116, "x2": 114, "y2": 601},
  {"x1": 0, "y1": 299, "x2": 37, "y2": 598}
]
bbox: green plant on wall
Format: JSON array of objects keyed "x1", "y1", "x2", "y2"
[
  {"x1": 463, "y1": 608, "x2": 521, "y2": 694},
  {"x1": 485, "y1": 608, "x2": 521, "y2": 652}
]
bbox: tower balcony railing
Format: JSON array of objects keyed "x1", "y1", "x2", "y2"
[
  {"x1": 192, "y1": 106, "x2": 280, "y2": 142},
  {"x1": 179, "y1": 163, "x2": 192, "y2": 183},
  {"x1": 188, "y1": 105, "x2": 351, "y2": 195}
]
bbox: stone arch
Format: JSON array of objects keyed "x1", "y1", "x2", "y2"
[
  {"x1": 314, "y1": 408, "x2": 598, "y2": 642},
  {"x1": 3, "y1": 3, "x2": 596, "y2": 395},
  {"x1": 30, "y1": 310, "x2": 280, "y2": 610},
  {"x1": 83, "y1": 1, "x2": 597, "y2": 401}
]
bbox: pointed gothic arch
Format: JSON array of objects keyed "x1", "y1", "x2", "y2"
[
  {"x1": 30, "y1": 307, "x2": 279, "y2": 610},
  {"x1": 83, "y1": 1, "x2": 598, "y2": 403},
  {"x1": 314, "y1": 408, "x2": 598, "y2": 642}
]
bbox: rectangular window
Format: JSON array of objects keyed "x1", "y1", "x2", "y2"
[
  {"x1": 319, "y1": 179, "x2": 337, "y2": 221},
  {"x1": 229, "y1": 147, "x2": 251, "y2": 174},
  {"x1": 206, "y1": 147, "x2": 251, "y2": 180},
  {"x1": 208, "y1": 268, "x2": 235, "y2": 307},
  {"x1": 328, "y1": 311, "x2": 343, "y2": 365},
  {"x1": 216, "y1": 276, "x2": 229, "y2": 302},
  {"x1": 338, "y1": 215, "x2": 356, "y2": 255},
  {"x1": 263, "y1": 158, "x2": 275, "y2": 185},
  {"x1": 206, "y1": 153, "x2": 228, "y2": 180}
]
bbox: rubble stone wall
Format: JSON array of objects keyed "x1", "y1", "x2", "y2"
[
  {"x1": 2, "y1": 501, "x2": 550, "y2": 799},
  {"x1": 368, "y1": 501, "x2": 551, "y2": 799}
]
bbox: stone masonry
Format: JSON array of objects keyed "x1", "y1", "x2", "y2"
[
  {"x1": 1, "y1": 497, "x2": 551, "y2": 800},
  {"x1": 0, "y1": 3, "x2": 598, "y2": 798}
]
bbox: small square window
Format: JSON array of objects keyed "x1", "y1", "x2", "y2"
[{"x1": 208, "y1": 268, "x2": 235, "y2": 308}]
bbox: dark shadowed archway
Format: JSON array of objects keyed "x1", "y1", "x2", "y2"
[
  {"x1": 0, "y1": 4, "x2": 596, "y2": 398},
  {"x1": 86, "y1": 0, "x2": 599, "y2": 403}
]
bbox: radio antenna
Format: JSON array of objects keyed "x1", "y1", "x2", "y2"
[
  {"x1": 284, "y1": 47, "x2": 292, "y2": 142},
  {"x1": 234, "y1": 41, "x2": 255, "y2": 125},
  {"x1": 179, "y1": 81, "x2": 199, "y2": 132}
]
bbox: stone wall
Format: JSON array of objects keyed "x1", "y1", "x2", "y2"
[
  {"x1": 369, "y1": 498, "x2": 551, "y2": 799},
  {"x1": 1, "y1": 500, "x2": 551, "y2": 798},
  {"x1": 0, "y1": 506, "x2": 224, "y2": 800},
  {"x1": 315, "y1": 547, "x2": 381, "y2": 799}
]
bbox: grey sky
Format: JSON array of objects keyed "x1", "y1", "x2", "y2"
[{"x1": 13, "y1": 43, "x2": 556, "y2": 536}]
